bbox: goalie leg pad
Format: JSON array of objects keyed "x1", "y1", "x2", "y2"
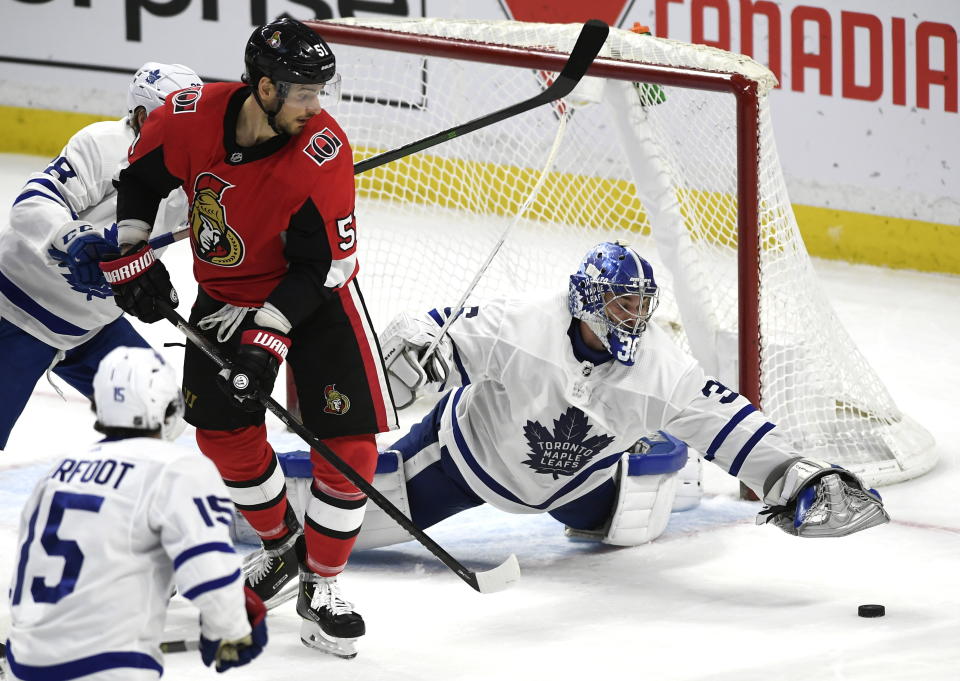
[
  {"x1": 563, "y1": 432, "x2": 689, "y2": 546},
  {"x1": 352, "y1": 450, "x2": 414, "y2": 550},
  {"x1": 672, "y1": 451, "x2": 703, "y2": 512},
  {"x1": 230, "y1": 450, "x2": 414, "y2": 550},
  {"x1": 603, "y1": 457, "x2": 679, "y2": 546}
]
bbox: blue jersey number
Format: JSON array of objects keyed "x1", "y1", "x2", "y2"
[{"x1": 11, "y1": 491, "x2": 105, "y2": 606}]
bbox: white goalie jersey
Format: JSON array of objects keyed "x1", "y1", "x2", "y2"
[
  {"x1": 422, "y1": 293, "x2": 799, "y2": 514},
  {"x1": 0, "y1": 118, "x2": 187, "y2": 350},
  {"x1": 6, "y1": 438, "x2": 250, "y2": 679}
]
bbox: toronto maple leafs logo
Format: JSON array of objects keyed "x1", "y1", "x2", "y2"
[{"x1": 522, "y1": 407, "x2": 616, "y2": 479}]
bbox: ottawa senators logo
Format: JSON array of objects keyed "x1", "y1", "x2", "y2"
[
  {"x1": 190, "y1": 173, "x2": 245, "y2": 267},
  {"x1": 323, "y1": 384, "x2": 351, "y2": 415},
  {"x1": 303, "y1": 128, "x2": 342, "y2": 168},
  {"x1": 172, "y1": 87, "x2": 202, "y2": 114}
]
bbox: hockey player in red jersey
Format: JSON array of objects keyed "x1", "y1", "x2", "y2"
[{"x1": 99, "y1": 18, "x2": 397, "y2": 658}]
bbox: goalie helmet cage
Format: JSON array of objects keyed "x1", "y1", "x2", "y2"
[{"x1": 292, "y1": 17, "x2": 934, "y2": 487}]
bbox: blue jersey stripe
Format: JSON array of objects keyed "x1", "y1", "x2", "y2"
[
  {"x1": 182, "y1": 568, "x2": 241, "y2": 600},
  {"x1": 173, "y1": 541, "x2": 235, "y2": 570},
  {"x1": 450, "y1": 342, "x2": 470, "y2": 387},
  {"x1": 14, "y1": 178, "x2": 79, "y2": 220},
  {"x1": 729, "y1": 421, "x2": 776, "y2": 476},
  {"x1": 0, "y1": 270, "x2": 90, "y2": 336},
  {"x1": 448, "y1": 388, "x2": 623, "y2": 510},
  {"x1": 704, "y1": 404, "x2": 757, "y2": 461},
  {"x1": 427, "y1": 308, "x2": 444, "y2": 325},
  {"x1": 5, "y1": 643, "x2": 162, "y2": 681},
  {"x1": 11, "y1": 506, "x2": 41, "y2": 606}
]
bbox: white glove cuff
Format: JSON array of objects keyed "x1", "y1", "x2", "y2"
[
  {"x1": 117, "y1": 219, "x2": 152, "y2": 250},
  {"x1": 762, "y1": 457, "x2": 830, "y2": 506},
  {"x1": 254, "y1": 302, "x2": 293, "y2": 334}
]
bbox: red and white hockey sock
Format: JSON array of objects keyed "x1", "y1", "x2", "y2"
[
  {"x1": 196, "y1": 425, "x2": 291, "y2": 541},
  {"x1": 304, "y1": 434, "x2": 378, "y2": 576}
]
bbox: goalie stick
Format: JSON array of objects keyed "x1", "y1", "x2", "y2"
[
  {"x1": 158, "y1": 303, "x2": 520, "y2": 595},
  {"x1": 419, "y1": 104, "x2": 569, "y2": 369},
  {"x1": 144, "y1": 20, "x2": 609, "y2": 255}
]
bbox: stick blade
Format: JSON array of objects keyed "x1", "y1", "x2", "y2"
[
  {"x1": 557, "y1": 18, "x2": 609, "y2": 83},
  {"x1": 472, "y1": 553, "x2": 521, "y2": 594}
]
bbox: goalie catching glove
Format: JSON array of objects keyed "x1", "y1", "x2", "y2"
[
  {"x1": 757, "y1": 458, "x2": 890, "y2": 538},
  {"x1": 379, "y1": 312, "x2": 452, "y2": 409}
]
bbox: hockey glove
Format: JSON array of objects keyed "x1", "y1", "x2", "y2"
[
  {"x1": 99, "y1": 241, "x2": 178, "y2": 323},
  {"x1": 217, "y1": 327, "x2": 291, "y2": 411},
  {"x1": 756, "y1": 458, "x2": 890, "y2": 538},
  {"x1": 379, "y1": 312, "x2": 452, "y2": 409},
  {"x1": 199, "y1": 586, "x2": 268, "y2": 672},
  {"x1": 48, "y1": 221, "x2": 120, "y2": 295}
]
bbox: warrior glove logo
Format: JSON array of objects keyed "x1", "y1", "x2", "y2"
[
  {"x1": 101, "y1": 247, "x2": 156, "y2": 284},
  {"x1": 191, "y1": 173, "x2": 245, "y2": 267},
  {"x1": 304, "y1": 128, "x2": 342, "y2": 168},
  {"x1": 240, "y1": 330, "x2": 291, "y2": 363},
  {"x1": 522, "y1": 407, "x2": 616, "y2": 479}
]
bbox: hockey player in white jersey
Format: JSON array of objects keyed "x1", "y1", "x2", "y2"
[
  {"x1": 0, "y1": 62, "x2": 200, "y2": 450},
  {"x1": 376, "y1": 241, "x2": 889, "y2": 546},
  {"x1": 3, "y1": 347, "x2": 267, "y2": 679}
]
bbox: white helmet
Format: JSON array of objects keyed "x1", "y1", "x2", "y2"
[
  {"x1": 127, "y1": 62, "x2": 202, "y2": 117},
  {"x1": 93, "y1": 347, "x2": 185, "y2": 441}
]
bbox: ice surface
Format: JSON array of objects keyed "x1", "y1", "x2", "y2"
[{"x1": 0, "y1": 152, "x2": 957, "y2": 680}]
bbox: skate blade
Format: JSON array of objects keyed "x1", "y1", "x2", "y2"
[
  {"x1": 300, "y1": 621, "x2": 359, "y2": 659},
  {"x1": 262, "y1": 581, "x2": 298, "y2": 610}
]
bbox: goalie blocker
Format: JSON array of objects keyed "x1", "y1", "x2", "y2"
[{"x1": 231, "y1": 432, "x2": 704, "y2": 550}]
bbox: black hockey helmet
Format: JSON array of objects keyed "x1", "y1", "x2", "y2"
[{"x1": 242, "y1": 17, "x2": 336, "y2": 86}]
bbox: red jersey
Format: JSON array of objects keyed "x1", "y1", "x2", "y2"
[{"x1": 118, "y1": 82, "x2": 358, "y2": 327}]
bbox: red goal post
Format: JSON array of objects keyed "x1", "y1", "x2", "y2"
[{"x1": 286, "y1": 17, "x2": 935, "y2": 488}]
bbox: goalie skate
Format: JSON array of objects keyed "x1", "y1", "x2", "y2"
[{"x1": 297, "y1": 573, "x2": 364, "y2": 659}]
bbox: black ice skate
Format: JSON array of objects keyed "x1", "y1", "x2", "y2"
[
  {"x1": 297, "y1": 571, "x2": 365, "y2": 658},
  {"x1": 244, "y1": 531, "x2": 304, "y2": 609}
]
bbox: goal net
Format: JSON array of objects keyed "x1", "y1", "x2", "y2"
[{"x1": 313, "y1": 17, "x2": 935, "y2": 487}]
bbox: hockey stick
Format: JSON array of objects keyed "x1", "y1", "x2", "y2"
[
  {"x1": 143, "y1": 21, "x2": 607, "y2": 256},
  {"x1": 157, "y1": 555, "x2": 297, "y2": 655},
  {"x1": 158, "y1": 303, "x2": 519, "y2": 594},
  {"x1": 419, "y1": 109, "x2": 569, "y2": 367},
  {"x1": 148, "y1": 227, "x2": 190, "y2": 249},
  {"x1": 352, "y1": 19, "x2": 609, "y2": 175},
  {"x1": 160, "y1": 639, "x2": 200, "y2": 654}
]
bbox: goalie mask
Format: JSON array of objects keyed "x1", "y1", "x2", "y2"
[
  {"x1": 568, "y1": 241, "x2": 660, "y2": 366},
  {"x1": 93, "y1": 347, "x2": 185, "y2": 441}
]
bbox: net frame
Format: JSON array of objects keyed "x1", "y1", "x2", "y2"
[{"x1": 288, "y1": 18, "x2": 935, "y2": 487}]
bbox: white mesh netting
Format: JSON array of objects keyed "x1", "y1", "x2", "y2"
[{"x1": 321, "y1": 18, "x2": 935, "y2": 486}]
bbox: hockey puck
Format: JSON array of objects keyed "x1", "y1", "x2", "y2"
[{"x1": 857, "y1": 604, "x2": 885, "y2": 618}]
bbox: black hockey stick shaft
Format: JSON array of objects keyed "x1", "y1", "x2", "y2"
[
  {"x1": 352, "y1": 19, "x2": 609, "y2": 175},
  {"x1": 159, "y1": 304, "x2": 516, "y2": 593},
  {"x1": 145, "y1": 22, "x2": 608, "y2": 254}
]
